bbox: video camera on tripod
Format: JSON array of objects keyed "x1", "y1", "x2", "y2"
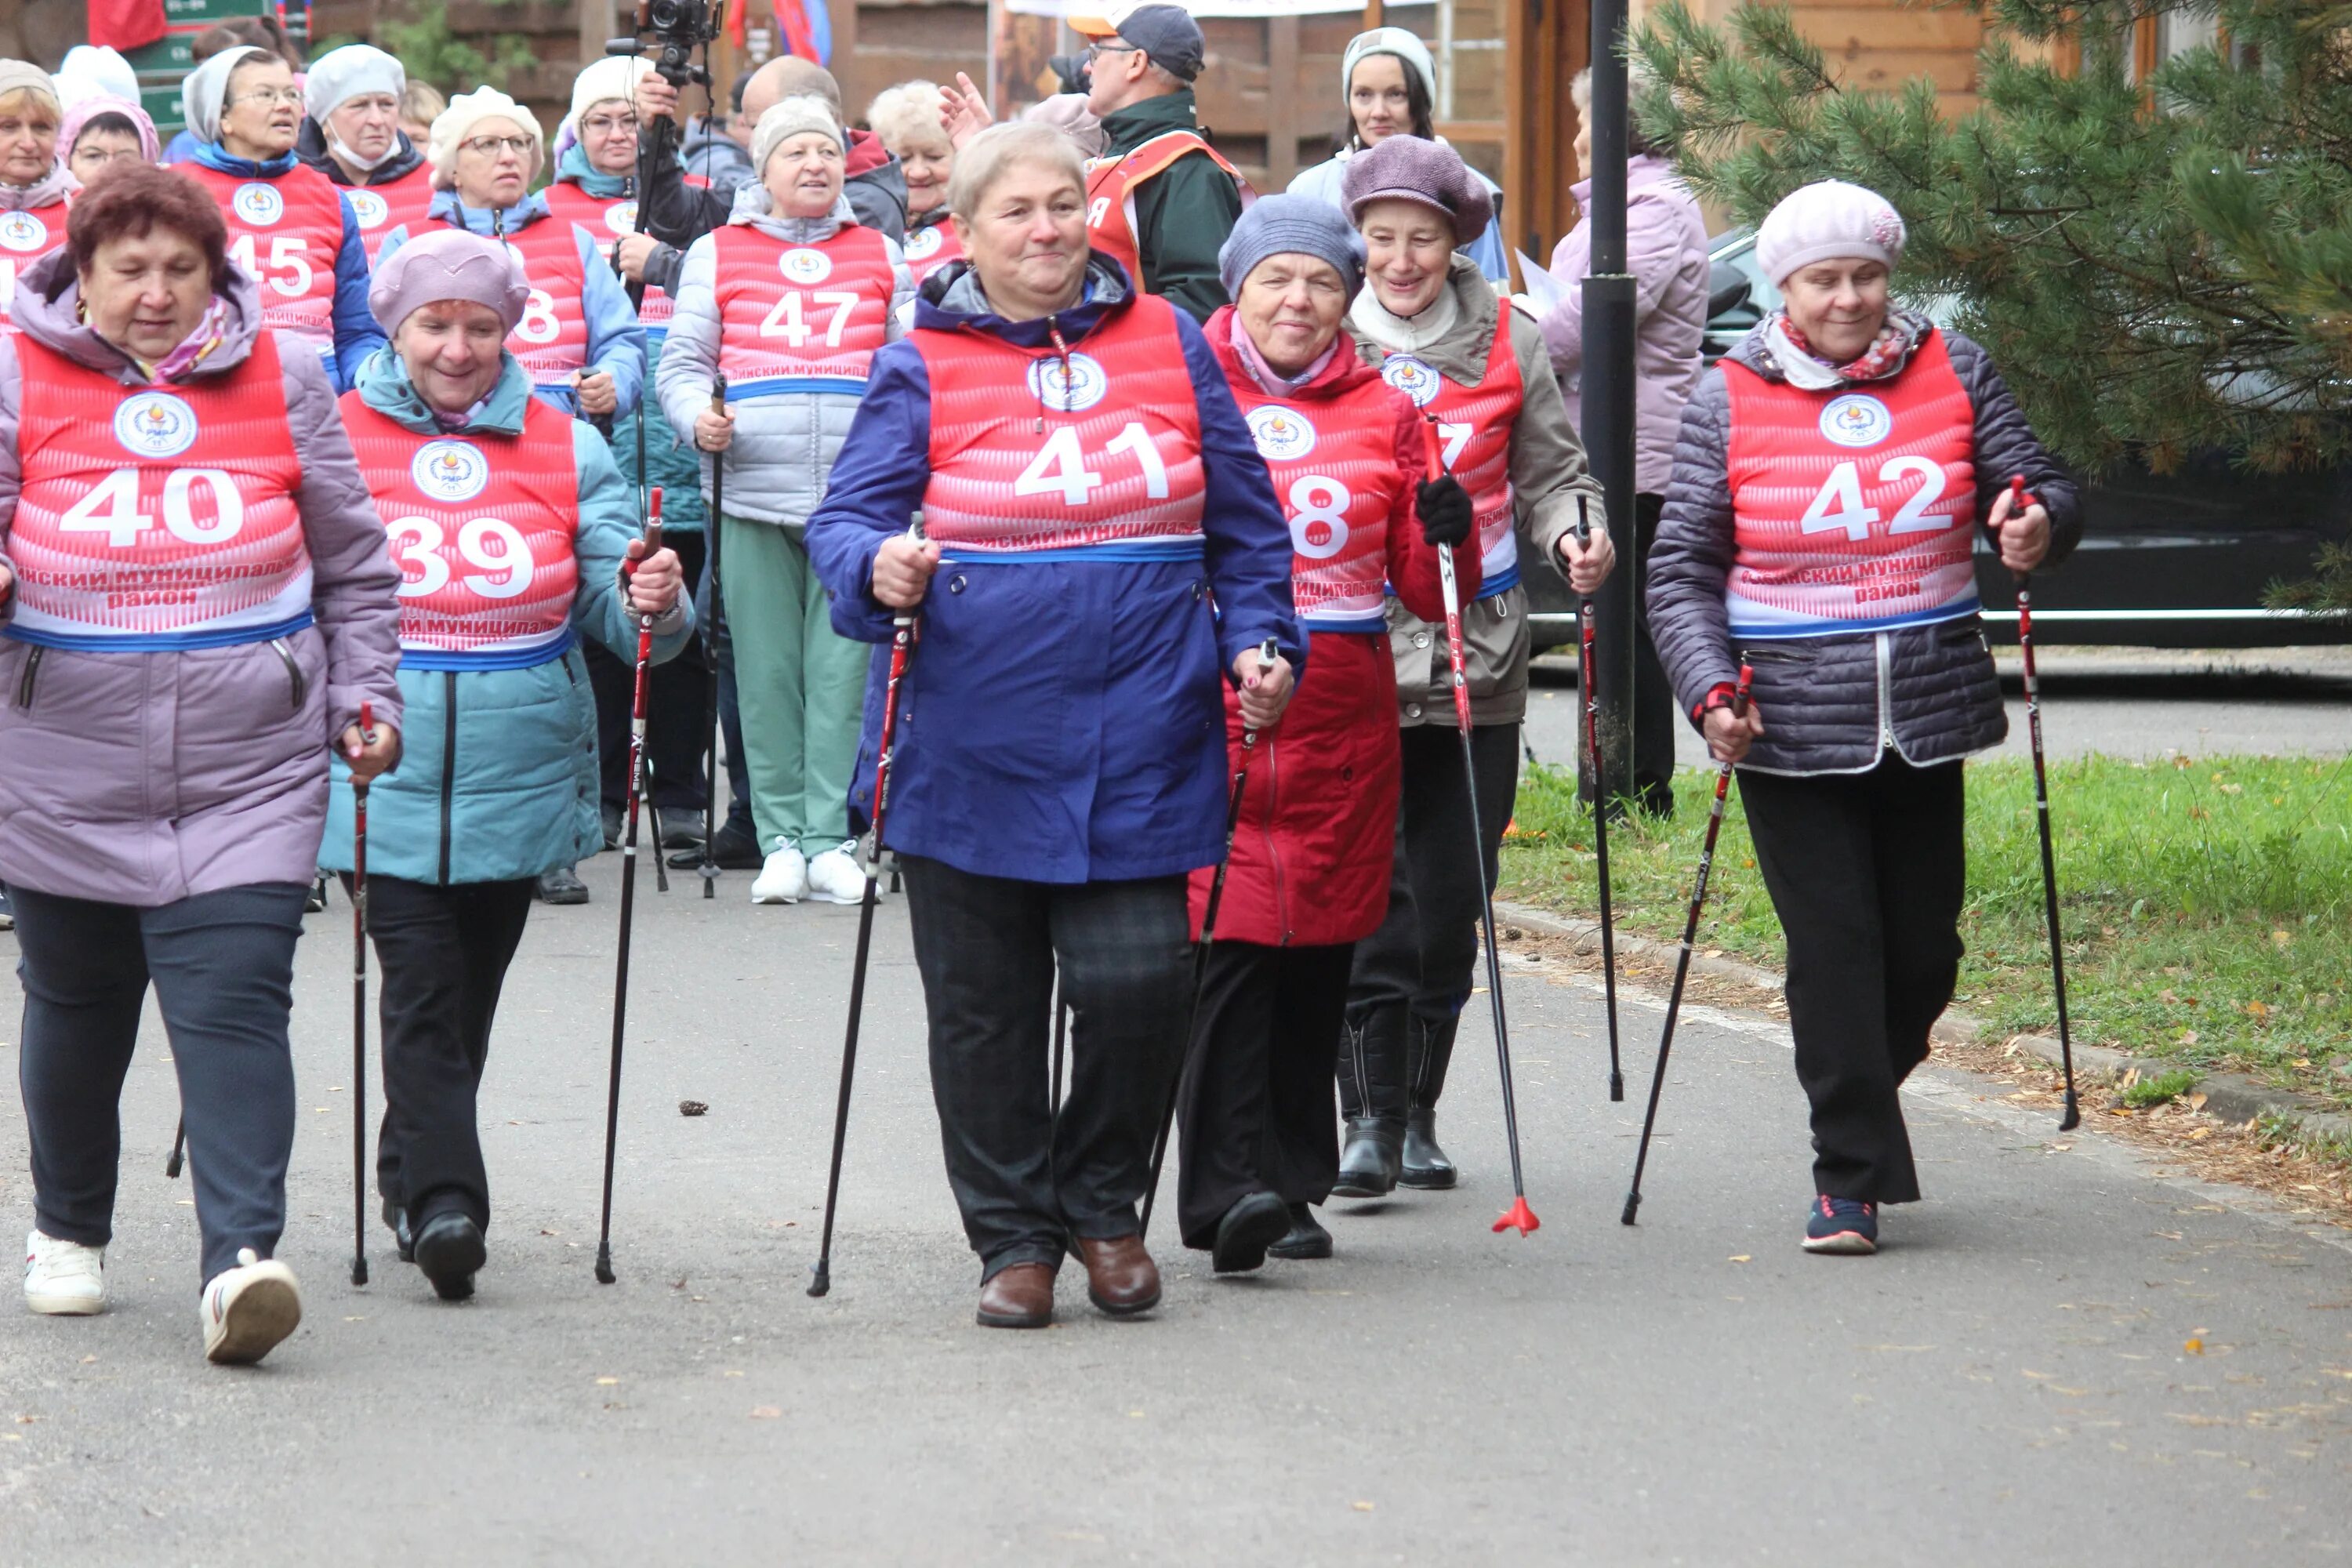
[{"x1": 608, "y1": 0, "x2": 717, "y2": 91}]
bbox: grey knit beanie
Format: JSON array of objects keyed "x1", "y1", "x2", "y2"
[
  {"x1": 751, "y1": 94, "x2": 843, "y2": 177},
  {"x1": 1218, "y1": 194, "x2": 1367, "y2": 305},
  {"x1": 1340, "y1": 133, "x2": 1492, "y2": 245}
]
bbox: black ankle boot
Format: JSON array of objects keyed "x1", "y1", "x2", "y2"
[
  {"x1": 1402, "y1": 1012, "x2": 1461, "y2": 1189},
  {"x1": 1332, "y1": 1007, "x2": 1408, "y2": 1197},
  {"x1": 1268, "y1": 1202, "x2": 1332, "y2": 1260}
]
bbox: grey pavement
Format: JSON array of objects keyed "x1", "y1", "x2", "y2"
[
  {"x1": 1523, "y1": 646, "x2": 2352, "y2": 771},
  {"x1": 2, "y1": 851, "x2": 2349, "y2": 1563}
]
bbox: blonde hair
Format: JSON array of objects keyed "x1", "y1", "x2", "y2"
[
  {"x1": 0, "y1": 84, "x2": 61, "y2": 123},
  {"x1": 401, "y1": 79, "x2": 447, "y2": 129},
  {"x1": 866, "y1": 80, "x2": 949, "y2": 159},
  {"x1": 944, "y1": 121, "x2": 1083, "y2": 219}
]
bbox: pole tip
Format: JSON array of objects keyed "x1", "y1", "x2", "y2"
[
  {"x1": 807, "y1": 1263, "x2": 830, "y2": 1298},
  {"x1": 593, "y1": 1245, "x2": 616, "y2": 1286},
  {"x1": 165, "y1": 1152, "x2": 183, "y2": 1178},
  {"x1": 1491, "y1": 1197, "x2": 1541, "y2": 1236},
  {"x1": 1609, "y1": 1072, "x2": 1625, "y2": 1103},
  {"x1": 1620, "y1": 1192, "x2": 1642, "y2": 1227},
  {"x1": 2058, "y1": 1094, "x2": 2082, "y2": 1134},
  {"x1": 350, "y1": 1257, "x2": 368, "y2": 1287}
]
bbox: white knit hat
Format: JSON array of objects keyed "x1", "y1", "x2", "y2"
[
  {"x1": 53, "y1": 45, "x2": 137, "y2": 112},
  {"x1": 564, "y1": 53, "x2": 655, "y2": 147},
  {"x1": 750, "y1": 94, "x2": 842, "y2": 176},
  {"x1": 1755, "y1": 179, "x2": 1907, "y2": 286},
  {"x1": 303, "y1": 44, "x2": 405, "y2": 125},
  {"x1": 427, "y1": 86, "x2": 543, "y2": 190},
  {"x1": 1341, "y1": 27, "x2": 1436, "y2": 106}
]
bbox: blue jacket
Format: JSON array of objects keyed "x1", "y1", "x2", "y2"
[
  {"x1": 803, "y1": 257, "x2": 1302, "y2": 885},
  {"x1": 379, "y1": 190, "x2": 648, "y2": 421},
  {"x1": 318, "y1": 351, "x2": 694, "y2": 884},
  {"x1": 191, "y1": 143, "x2": 383, "y2": 390},
  {"x1": 551, "y1": 144, "x2": 704, "y2": 533}
]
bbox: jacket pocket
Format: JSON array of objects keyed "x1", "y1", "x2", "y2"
[
  {"x1": 13, "y1": 644, "x2": 42, "y2": 712},
  {"x1": 270, "y1": 638, "x2": 307, "y2": 714},
  {"x1": 1937, "y1": 616, "x2": 1990, "y2": 653}
]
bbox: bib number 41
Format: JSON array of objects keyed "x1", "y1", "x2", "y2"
[{"x1": 1012, "y1": 423, "x2": 1170, "y2": 506}]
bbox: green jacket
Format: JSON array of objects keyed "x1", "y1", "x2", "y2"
[{"x1": 1098, "y1": 90, "x2": 1244, "y2": 325}]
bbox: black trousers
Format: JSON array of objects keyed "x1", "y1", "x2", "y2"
[
  {"x1": 1344, "y1": 720, "x2": 1520, "y2": 1107},
  {"x1": 1174, "y1": 940, "x2": 1349, "y2": 1250},
  {"x1": 1583, "y1": 491, "x2": 1679, "y2": 816},
  {"x1": 14, "y1": 882, "x2": 308, "y2": 1287},
  {"x1": 590, "y1": 529, "x2": 710, "y2": 815},
  {"x1": 361, "y1": 874, "x2": 536, "y2": 1229},
  {"x1": 1740, "y1": 754, "x2": 1966, "y2": 1205},
  {"x1": 899, "y1": 855, "x2": 1192, "y2": 1280}
]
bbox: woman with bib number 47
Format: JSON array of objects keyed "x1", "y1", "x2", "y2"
[{"x1": 1648, "y1": 181, "x2": 2077, "y2": 1256}]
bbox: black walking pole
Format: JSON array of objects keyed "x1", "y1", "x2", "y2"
[
  {"x1": 1622, "y1": 664, "x2": 1752, "y2": 1225},
  {"x1": 1583, "y1": 0, "x2": 1639, "y2": 808},
  {"x1": 699, "y1": 374, "x2": 728, "y2": 898},
  {"x1": 165, "y1": 1120, "x2": 183, "y2": 1178},
  {"x1": 594, "y1": 490, "x2": 666, "y2": 1285},
  {"x1": 1138, "y1": 637, "x2": 1278, "y2": 1243},
  {"x1": 1577, "y1": 497, "x2": 1625, "y2": 1102},
  {"x1": 350, "y1": 701, "x2": 375, "y2": 1287},
  {"x1": 809, "y1": 524, "x2": 924, "y2": 1299},
  {"x1": 2002, "y1": 475, "x2": 2081, "y2": 1131}
]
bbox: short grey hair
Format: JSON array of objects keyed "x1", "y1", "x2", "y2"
[
  {"x1": 943, "y1": 121, "x2": 1084, "y2": 217},
  {"x1": 866, "y1": 79, "x2": 949, "y2": 158},
  {"x1": 1570, "y1": 65, "x2": 1658, "y2": 158}
]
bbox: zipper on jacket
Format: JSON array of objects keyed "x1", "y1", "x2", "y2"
[
  {"x1": 270, "y1": 638, "x2": 307, "y2": 713},
  {"x1": 13, "y1": 645, "x2": 42, "y2": 710},
  {"x1": 1259, "y1": 733, "x2": 1291, "y2": 946},
  {"x1": 1875, "y1": 631, "x2": 1896, "y2": 753},
  {"x1": 438, "y1": 670, "x2": 459, "y2": 886}
]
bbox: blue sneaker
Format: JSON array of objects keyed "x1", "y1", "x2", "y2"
[{"x1": 1802, "y1": 1194, "x2": 1878, "y2": 1254}]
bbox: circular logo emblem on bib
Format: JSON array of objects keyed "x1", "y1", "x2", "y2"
[
  {"x1": 347, "y1": 190, "x2": 390, "y2": 230},
  {"x1": 231, "y1": 182, "x2": 284, "y2": 227},
  {"x1": 1247, "y1": 405, "x2": 1317, "y2": 462},
  {"x1": 114, "y1": 392, "x2": 199, "y2": 459},
  {"x1": 1819, "y1": 393, "x2": 1893, "y2": 449},
  {"x1": 903, "y1": 226, "x2": 942, "y2": 261},
  {"x1": 604, "y1": 199, "x2": 641, "y2": 238},
  {"x1": 779, "y1": 247, "x2": 833, "y2": 285},
  {"x1": 0, "y1": 209, "x2": 48, "y2": 252},
  {"x1": 1026, "y1": 351, "x2": 1109, "y2": 414},
  {"x1": 412, "y1": 440, "x2": 491, "y2": 503},
  {"x1": 1379, "y1": 354, "x2": 1442, "y2": 408}
]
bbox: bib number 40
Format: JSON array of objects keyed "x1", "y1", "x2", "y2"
[{"x1": 60, "y1": 468, "x2": 245, "y2": 546}]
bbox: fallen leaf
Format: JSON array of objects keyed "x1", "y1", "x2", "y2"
[
  {"x1": 1351, "y1": 1501, "x2": 1375, "y2": 1512},
  {"x1": 724, "y1": 1370, "x2": 745, "y2": 1378},
  {"x1": 750, "y1": 1406, "x2": 780, "y2": 1419},
  {"x1": 2247, "y1": 1000, "x2": 2270, "y2": 1019},
  {"x1": 1727, "y1": 1254, "x2": 1751, "y2": 1264},
  {"x1": 2187, "y1": 1092, "x2": 2208, "y2": 1111},
  {"x1": 595, "y1": 1377, "x2": 619, "y2": 1386},
  {"x1": 679, "y1": 1100, "x2": 710, "y2": 1117},
  {"x1": 2185, "y1": 1338, "x2": 2205, "y2": 1356}
]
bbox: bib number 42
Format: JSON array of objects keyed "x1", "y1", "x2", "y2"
[{"x1": 1797, "y1": 456, "x2": 1952, "y2": 541}]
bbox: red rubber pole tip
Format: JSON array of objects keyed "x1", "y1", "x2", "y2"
[
  {"x1": 359, "y1": 699, "x2": 372, "y2": 735},
  {"x1": 1491, "y1": 1196, "x2": 1541, "y2": 1236},
  {"x1": 1421, "y1": 415, "x2": 1443, "y2": 482}
]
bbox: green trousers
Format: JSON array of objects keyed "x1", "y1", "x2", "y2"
[{"x1": 717, "y1": 514, "x2": 868, "y2": 852}]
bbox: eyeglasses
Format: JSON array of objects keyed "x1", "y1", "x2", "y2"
[
  {"x1": 579, "y1": 114, "x2": 636, "y2": 138},
  {"x1": 1083, "y1": 42, "x2": 1144, "y2": 63},
  {"x1": 234, "y1": 88, "x2": 304, "y2": 107},
  {"x1": 460, "y1": 135, "x2": 536, "y2": 158}
]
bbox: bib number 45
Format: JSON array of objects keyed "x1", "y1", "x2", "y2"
[{"x1": 227, "y1": 234, "x2": 314, "y2": 299}]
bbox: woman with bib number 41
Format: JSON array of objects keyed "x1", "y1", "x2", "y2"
[{"x1": 1647, "y1": 180, "x2": 2078, "y2": 1255}]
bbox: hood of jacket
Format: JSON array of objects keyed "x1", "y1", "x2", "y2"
[
  {"x1": 726, "y1": 181, "x2": 856, "y2": 244},
  {"x1": 1099, "y1": 89, "x2": 1203, "y2": 159},
  {"x1": 16, "y1": 247, "x2": 267, "y2": 383},
  {"x1": 295, "y1": 118, "x2": 427, "y2": 187},
  {"x1": 427, "y1": 187, "x2": 553, "y2": 236},
  {"x1": 1203, "y1": 303, "x2": 1386, "y2": 404},
  {"x1": 352, "y1": 341, "x2": 537, "y2": 435},
  {"x1": 915, "y1": 252, "x2": 1135, "y2": 347},
  {"x1": 192, "y1": 140, "x2": 300, "y2": 179},
  {"x1": 1722, "y1": 304, "x2": 1937, "y2": 387},
  {"x1": 0, "y1": 161, "x2": 75, "y2": 210}
]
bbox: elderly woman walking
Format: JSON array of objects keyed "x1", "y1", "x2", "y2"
[
  {"x1": 1175, "y1": 195, "x2": 1474, "y2": 1269},
  {"x1": 805, "y1": 122, "x2": 1299, "y2": 1330},
  {"x1": 5, "y1": 164, "x2": 402, "y2": 1363},
  {"x1": 1648, "y1": 180, "x2": 2079, "y2": 1255},
  {"x1": 659, "y1": 95, "x2": 912, "y2": 906}
]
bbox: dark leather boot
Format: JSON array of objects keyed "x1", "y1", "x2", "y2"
[
  {"x1": 1402, "y1": 1011, "x2": 1461, "y2": 1189},
  {"x1": 1332, "y1": 1006, "x2": 1407, "y2": 1197},
  {"x1": 1267, "y1": 1202, "x2": 1332, "y2": 1260}
]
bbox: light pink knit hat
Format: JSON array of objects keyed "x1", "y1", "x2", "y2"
[{"x1": 1755, "y1": 180, "x2": 1907, "y2": 285}]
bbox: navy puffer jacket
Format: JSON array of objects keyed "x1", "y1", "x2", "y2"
[{"x1": 1646, "y1": 314, "x2": 2082, "y2": 777}]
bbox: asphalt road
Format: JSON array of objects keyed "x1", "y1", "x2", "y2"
[
  {"x1": 3, "y1": 852, "x2": 2349, "y2": 1563},
  {"x1": 1523, "y1": 647, "x2": 2352, "y2": 771}
]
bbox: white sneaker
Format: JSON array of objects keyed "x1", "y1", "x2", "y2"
[
  {"x1": 24, "y1": 1229, "x2": 105, "y2": 1316},
  {"x1": 750, "y1": 837, "x2": 807, "y2": 904},
  {"x1": 200, "y1": 1247, "x2": 301, "y2": 1366},
  {"x1": 804, "y1": 840, "x2": 868, "y2": 905}
]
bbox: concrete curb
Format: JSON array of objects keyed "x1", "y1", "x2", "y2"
[{"x1": 1493, "y1": 898, "x2": 2352, "y2": 1149}]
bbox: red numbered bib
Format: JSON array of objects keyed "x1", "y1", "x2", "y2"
[
  {"x1": 1225, "y1": 373, "x2": 1405, "y2": 633},
  {"x1": 1721, "y1": 328, "x2": 1980, "y2": 637},
  {"x1": 339, "y1": 391, "x2": 583, "y2": 668},
  {"x1": 501, "y1": 215, "x2": 593, "y2": 389},
  {"x1": 1366, "y1": 311, "x2": 1522, "y2": 597},
  {"x1": 183, "y1": 162, "x2": 344, "y2": 374},
  {"x1": 899, "y1": 216, "x2": 964, "y2": 286},
  {"x1": 1083, "y1": 131, "x2": 1253, "y2": 295},
  {"x1": 543, "y1": 181, "x2": 681, "y2": 341},
  {"x1": 343, "y1": 165, "x2": 437, "y2": 266},
  {"x1": 712, "y1": 223, "x2": 895, "y2": 395},
  {"x1": 9, "y1": 334, "x2": 311, "y2": 649},
  {"x1": 910, "y1": 294, "x2": 1207, "y2": 558},
  {"x1": 0, "y1": 199, "x2": 70, "y2": 335}
]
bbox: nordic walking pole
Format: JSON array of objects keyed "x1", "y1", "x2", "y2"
[
  {"x1": 594, "y1": 489, "x2": 665, "y2": 1286},
  {"x1": 165, "y1": 1120, "x2": 183, "y2": 1178},
  {"x1": 1419, "y1": 422, "x2": 1538, "y2": 1236},
  {"x1": 1621, "y1": 664, "x2": 1753, "y2": 1226},
  {"x1": 699, "y1": 375, "x2": 728, "y2": 899},
  {"x1": 2002, "y1": 474, "x2": 2081, "y2": 1132},
  {"x1": 1576, "y1": 496, "x2": 1624, "y2": 1102},
  {"x1": 350, "y1": 700, "x2": 375, "y2": 1287},
  {"x1": 809, "y1": 521, "x2": 924, "y2": 1298},
  {"x1": 1138, "y1": 637, "x2": 1279, "y2": 1242}
]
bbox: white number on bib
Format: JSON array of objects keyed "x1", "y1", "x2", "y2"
[
  {"x1": 60, "y1": 467, "x2": 243, "y2": 546},
  {"x1": 757, "y1": 289, "x2": 859, "y2": 347},
  {"x1": 1104, "y1": 423, "x2": 1170, "y2": 499},
  {"x1": 1287, "y1": 475, "x2": 1352, "y2": 560},
  {"x1": 514, "y1": 289, "x2": 561, "y2": 347},
  {"x1": 1436, "y1": 422, "x2": 1472, "y2": 470},
  {"x1": 0, "y1": 259, "x2": 16, "y2": 318},
  {"x1": 1798, "y1": 458, "x2": 1954, "y2": 541},
  {"x1": 227, "y1": 234, "x2": 313, "y2": 298},
  {"x1": 1014, "y1": 421, "x2": 1171, "y2": 508},
  {"x1": 388, "y1": 516, "x2": 538, "y2": 599}
]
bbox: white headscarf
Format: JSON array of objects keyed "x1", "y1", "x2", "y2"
[
  {"x1": 53, "y1": 45, "x2": 138, "y2": 111},
  {"x1": 304, "y1": 44, "x2": 407, "y2": 171},
  {"x1": 180, "y1": 45, "x2": 267, "y2": 147}
]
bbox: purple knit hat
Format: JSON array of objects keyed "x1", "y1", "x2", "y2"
[
  {"x1": 368, "y1": 228, "x2": 529, "y2": 336},
  {"x1": 1340, "y1": 135, "x2": 1492, "y2": 245}
]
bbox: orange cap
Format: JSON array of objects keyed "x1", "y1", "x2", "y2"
[{"x1": 1067, "y1": 13, "x2": 1120, "y2": 36}]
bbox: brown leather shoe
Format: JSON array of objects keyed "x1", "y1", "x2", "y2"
[
  {"x1": 975, "y1": 1262, "x2": 1055, "y2": 1329},
  {"x1": 1075, "y1": 1234, "x2": 1161, "y2": 1317}
]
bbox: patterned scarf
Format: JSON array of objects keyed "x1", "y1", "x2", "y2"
[
  {"x1": 1765, "y1": 309, "x2": 1912, "y2": 388},
  {"x1": 139, "y1": 295, "x2": 234, "y2": 383}
]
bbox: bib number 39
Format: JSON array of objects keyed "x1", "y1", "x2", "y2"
[{"x1": 387, "y1": 516, "x2": 537, "y2": 599}]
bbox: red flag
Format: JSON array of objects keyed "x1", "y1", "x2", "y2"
[
  {"x1": 725, "y1": 0, "x2": 747, "y2": 47},
  {"x1": 86, "y1": 0, "x2": 165, "y2": 50},
  {"x1": 775, "y1": 0, "x2": 821, "y2": 62}
]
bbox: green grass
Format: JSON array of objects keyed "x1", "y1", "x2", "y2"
[{"x1": 1501, "y1": 753, "x2": 2352, "y2": 1107}]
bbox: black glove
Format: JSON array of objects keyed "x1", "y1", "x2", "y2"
[{"x1": 1416, "y1": 475, "x2": 1474, "y2": 550}]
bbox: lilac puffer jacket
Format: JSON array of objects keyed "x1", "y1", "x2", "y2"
[
  {"x1": 1539, "y1": 152, "x2": 1710, "y2": 496},
  {"x1": 0, "y1": 252, "x2": 402, "y2": 906}
]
